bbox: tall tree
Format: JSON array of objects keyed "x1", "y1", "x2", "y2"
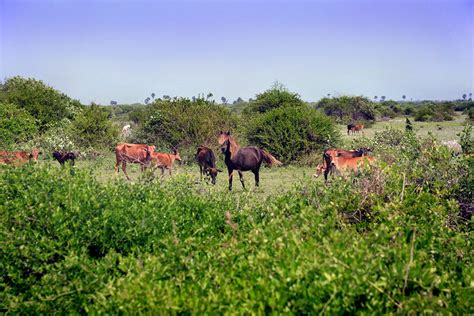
[
  {"x1": 221, "y1": 96, "x2": 227, "y2": 104},
  {"x1": 402, "y1": 95, "x2": 406, "y2": 101},
  {"x1": 462, "y1": 93, "x2": 467, "y2": 100},
  {"x1": 374, "y1": 96, "x2": 378, "y2": 101},
  {"x1": 144, "y1": 97, "x2": 151, "y2": 104},
  {"x1": 151, "y1": 93, "x2": 155, "y2": 100}
]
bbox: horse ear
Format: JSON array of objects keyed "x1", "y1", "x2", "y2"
[
  {"x1": 226, "y1": 131, "x2": 231, "y2": 135},
  {"x1": 220, "y1": 130, "x2": 223, "y2": 134}
]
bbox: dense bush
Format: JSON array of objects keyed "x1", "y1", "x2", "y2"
[
  {"x1": 136, "y1": 98, "x2": 236, "y2": 155},
  {"x1": 316, "y1": 96, "x2": 376, "y2": 123},
  {"x1": 243, "y1": 83, "x2": 305, "y2": 114},
  {"x1": 413, "y1": 102, "x2": 455, "y2": 122},
  {"x1": 0, "y1": 102, "x2": 38, "y2": 146},
  {"x1": 1, "y1": 142, "x2": 471, "y2": 313},
  {"x1": 245, "y1": 105, "x2": 339, "y2": 162},
  {"x1": 1, "y1": 76, "x2": 82, "y2": 131},
  {"x1": 71, "y1": 104, "x2": 119, "y2": 149},
  {"x1": 376, "y1": 100, "x2": 402, "y2": 119}
]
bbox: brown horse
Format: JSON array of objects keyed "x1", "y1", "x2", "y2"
[{"x1": 218, "y1": 131, "x2": 282, "y2": 190}]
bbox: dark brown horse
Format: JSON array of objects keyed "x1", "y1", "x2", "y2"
[
  {"x1": 218, "y1": 131, "x2": 282, "y2": 190},
  {"x1": 196, "y1": 146, "x2": 222, "y2": 184}
]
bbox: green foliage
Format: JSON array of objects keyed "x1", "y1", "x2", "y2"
[
  {"x1": 243, "y1": 83, "x2": 305, "y2": 114},
  {"x1": 137, "y1": 98, "x2": 236, "y2": 153},
  {"x1": 316, "y1": 96, "x2": 376, "y2": 123},
  {"x1": 245, "y1": 105, "x2": 339, "y2": 162},
  {"x1": 376, "y1": 100, "x2": 402, "y2": 119},
  {"x1": 457, "y1": 124, "x2": 472, "y2": 154},
  {"x1": 1, "y1": 140, "x2": 471, "y2": 313},
  {"x1": 2, "y1": 76, "x2": 82, "y2": 131},
  {"x1": 414, "y1": 102, "x2": 455, "y2": 122},
  {"x1": 71, "y1": 104, "x2": 119, "y2": 149},
  {"x1": 0, "y1": 103, "x2": 38, "y2": 146}
]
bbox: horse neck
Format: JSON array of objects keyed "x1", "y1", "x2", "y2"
[{"x1": 227, "y1": 137, "x2": 240, "y2": 160}]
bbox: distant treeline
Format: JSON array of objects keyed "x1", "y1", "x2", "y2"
[{"x1": 1, "y1": 76, "x2": 472, "y2": 163}]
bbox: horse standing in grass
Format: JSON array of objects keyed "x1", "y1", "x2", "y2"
[{"x1": 218, "y1": 131, "x2": 282, "y2": 191}]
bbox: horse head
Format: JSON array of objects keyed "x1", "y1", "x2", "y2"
[{"x1": 218, "y1": 131, "x2": 231, "y2": 145}]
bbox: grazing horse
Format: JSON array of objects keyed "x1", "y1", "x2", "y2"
[
  {"x1": 52, "y1": 151, "x2": 77, "y2": 166},
  {"x1": 115, "y1": 143, "x2": 156, "y2": 180},
  {"x1": 151, "y1": 147, "x2": 182, "y2": 176},
  {"x1": 218, "y1": 131, "x2": 282, "y2": 191},
  {"x1": 196, "y1": 146, "x2": 222, "y2": 184}
]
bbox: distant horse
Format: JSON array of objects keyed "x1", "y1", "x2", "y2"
[
  {"x1": 196, "y1": 146, "x2": 222, "y2": 184},
  {"x1": 218, "y1": 131, "x2": 282, "y2": 191}
]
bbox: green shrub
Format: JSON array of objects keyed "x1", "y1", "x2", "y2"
[
  {"x1": 414, "y1": 102, "x2": 455, "y2": 122},
  {"x1": 71, "y1": 104, "x2": 119, "y2": 149},
  {"x1": 316, "y1": 96, "x2": 376, "y2": 123},
  {"x1": 243, "y1": 83, "x2": 305, "y2": 114},
  {"x1": 137, "y1": 98, "x2": 236, "y2": 157},
  {"x1": 2, "y1": 76, "x2": 82, "y2": 131},
  {"x1": 1, "y1": 150, "x2": 471, "y2": 314},
  {"x1": 0, "y1": 102, "x2": 38, "y2": 146},
  {"x1": 245, "y1": 105, "x2": 339, "y2": 162}
]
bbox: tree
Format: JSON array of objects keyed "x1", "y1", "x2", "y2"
[
  {"x1": 243, "y1": 84, "x2": 304, "y2": 114},
  {"x1": 72, "y1": 103, "x2": 118, "y2": 149},
  {"x1": 151, "y1": 93, "x2": 155, "y2": 100},
  {"x1": 462, "y1": 93, "x2": 467, "y2": 100},
  {"x1": 0, "y1": 102, "x2": 38, "y2": 146},
  {"x1": 206, "y1": 93, "x2": 213, "y2": 101},
  {"x1": 316, "y1": 96, "x2": 376, "y2": 123},
  {"x1": 2, "y1": 76, "x2": 82, "y2": 131},
  {"x1": 374, "y1": 96, "x2": 378, "y2": 101},
  {"x1": 246, "y1": 105, "x2": 339, "y2": 162},
  {"x1": 381, "y1": 96, "x2": 386, "y2": 102},
  {"x1": 469, "y1": 93, "x2": 472, "y2": 101},
  {"x1": 110, "y1": 100, "x2": 118, "y2": 105},
  {"x1": 163, "y1": 95, "x2": 170, "y2": 100},
  {"x1": 402, "y1": 95, "x2": 406, "y2": 101},
  {"x1": 221, "y1": 97, "x2": 227, "y2": 104},
  {"x1": 233, "y1": 97, "x2": 244, "y2": 105},
  {"x1": 144, "y1": 97, "x2": 151, "y2": 105}
]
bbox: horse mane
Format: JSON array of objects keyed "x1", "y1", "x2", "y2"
[{"x1": 226, "y1": 135, "x2": 240, "y2": 159}]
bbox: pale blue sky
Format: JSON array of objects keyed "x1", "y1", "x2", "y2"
[{"x1": 1, "y1": 0, "x2": 473, "y2": 104}]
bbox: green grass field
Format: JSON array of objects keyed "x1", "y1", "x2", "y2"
[{"x1": 339, "y1": 113, "x2": 468, "y2": 142}]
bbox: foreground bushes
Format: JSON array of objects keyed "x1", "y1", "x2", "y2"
[{"x1": 1, "y1": 144, "x2": 472, "y2": 313}]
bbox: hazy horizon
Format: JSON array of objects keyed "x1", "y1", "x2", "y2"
[{"x1": 1, "y1": 0, "x2": 473, "y2": 104}]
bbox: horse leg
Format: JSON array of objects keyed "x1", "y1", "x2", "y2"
[
  {"x1": 169, "y1": 167, "x2": 172, "y2": 176},
  {"x1": 199, "y1": 165, "x2": 203, "y2": 180},
  {"x1": 228, "y1": 169, "x2": 234, "y2": 191},
  {"x1": 237, "y1": 171, "x2": 246, "y2": 190}
]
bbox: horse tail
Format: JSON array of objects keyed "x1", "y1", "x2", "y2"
[{"x1": 261, "y1": 150, "x2": 282, "y2": 167}]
